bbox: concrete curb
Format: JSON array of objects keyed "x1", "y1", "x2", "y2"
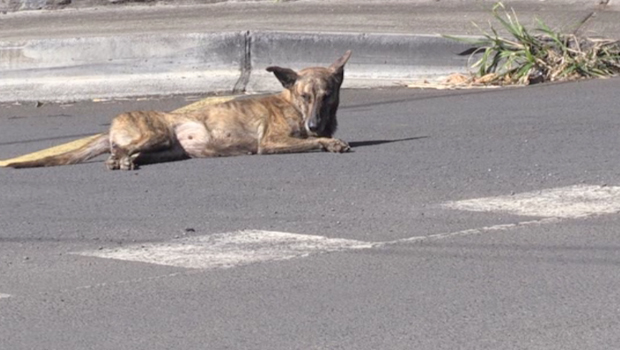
[
  {"x1": 0, "y1": 32, "x2": 246, "y2": 102},
  {"x1": 247, "y1": 31, "x2": 473, "y2": 93},
  {"x1": 0, "y1": 31, "x2": 473, "y2": 103}
]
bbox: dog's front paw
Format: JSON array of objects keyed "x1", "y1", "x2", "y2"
[{"x1": 323, "y1": 139, "x2": 351, "y2": 153}]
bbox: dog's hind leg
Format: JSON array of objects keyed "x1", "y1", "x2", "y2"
[
  {"x1": 110, "y1": 133, "x2": 175, "y2": 170},
  {"x1": 106, "y1": 112, "x2": 176, "y2": 170}
]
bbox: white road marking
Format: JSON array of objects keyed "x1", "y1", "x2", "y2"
[
  {"x1": 0, "y1": 293, "x2": 11, "y2": 299},
  {"x1": 380, "y1": 217, "x2": 562, "y2": 246},
  {"x1": 75, "y1": 185, "x2": 620, "y2": 271},
  {"x1": 76, "y1": 230, "x2": 373, "y2": 270},
  {"x1": 74, "y1": 220, "x2": 563, "y2": 271},
  {"x1": 441, "y1": 185, "x2": 620, "y2": 218}
]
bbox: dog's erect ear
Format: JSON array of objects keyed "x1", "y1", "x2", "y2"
[
  {"x1": 328, "y1": 50, "x2": 352, "y2": 74},
  {"x1": 266, "y1": 66, "x2": 299, "y2": 89}
]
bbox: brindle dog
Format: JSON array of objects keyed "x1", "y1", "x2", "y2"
[{"x1": 8, "y1": 51, "x2": 352, "y2": 170}]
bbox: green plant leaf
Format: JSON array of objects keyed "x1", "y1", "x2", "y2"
[{"x1": 441, "y1": 1, "x2": 620, "y2": 85}]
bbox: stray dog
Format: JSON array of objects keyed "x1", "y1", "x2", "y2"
[{"x1": 7, "y1": 51, "x2": 352, "y2": 170}]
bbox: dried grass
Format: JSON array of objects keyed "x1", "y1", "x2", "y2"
[{"x1": 443, "y1": 2, "x2": 620, "y2": 86}]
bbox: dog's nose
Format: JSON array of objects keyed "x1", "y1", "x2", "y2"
[{"x1": 308, "y1": 120, "x2": 319, "y2": 132}]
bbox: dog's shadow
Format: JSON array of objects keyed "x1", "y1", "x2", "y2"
[{"x1": 348, "y1": 136, "x2": 427, "y2": 148}]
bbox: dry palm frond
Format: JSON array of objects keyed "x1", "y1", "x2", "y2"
[{"x1": 443, "y1": 2, "x2": 620, "y2": 85}]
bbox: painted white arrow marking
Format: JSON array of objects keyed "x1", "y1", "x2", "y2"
[{"x1": 76, "y1": 230, "x2": 373, "y2": 270}]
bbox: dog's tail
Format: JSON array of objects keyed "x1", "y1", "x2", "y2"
[{"x1": 6, "y1": 133, "x2": 110, "y2": 168}]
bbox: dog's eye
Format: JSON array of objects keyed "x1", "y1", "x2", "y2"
[{"x1": 301, "y1": 93, "x2": 311, "y2": 102}]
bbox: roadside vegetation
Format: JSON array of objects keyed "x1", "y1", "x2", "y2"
[{"x1": 444, "y1": 2, "x2": 620, "y2": 86}]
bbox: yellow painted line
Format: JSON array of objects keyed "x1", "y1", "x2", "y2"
[{"x1": 0, "y1": 95, "x2": 239, "y2": 167}]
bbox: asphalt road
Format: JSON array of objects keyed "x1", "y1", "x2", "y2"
[
  {"x1": 2, "y1": 79, "x2": 620, "y2": 350},
  {"x1": 0, "y1": 1, "x2": 607, "y2": 41}
]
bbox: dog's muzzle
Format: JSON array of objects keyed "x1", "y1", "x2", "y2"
[{"x1": 307, "y1": 119, "x2": 320, "y2": 133}]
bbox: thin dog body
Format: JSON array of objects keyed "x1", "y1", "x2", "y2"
[{"x1": 7, "y1": 51, "x2": 352, "y2": 170}]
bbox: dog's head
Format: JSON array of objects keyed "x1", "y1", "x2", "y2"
[{"x1": 266, "y1": 50, "x2": 352, "y2": 137}]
